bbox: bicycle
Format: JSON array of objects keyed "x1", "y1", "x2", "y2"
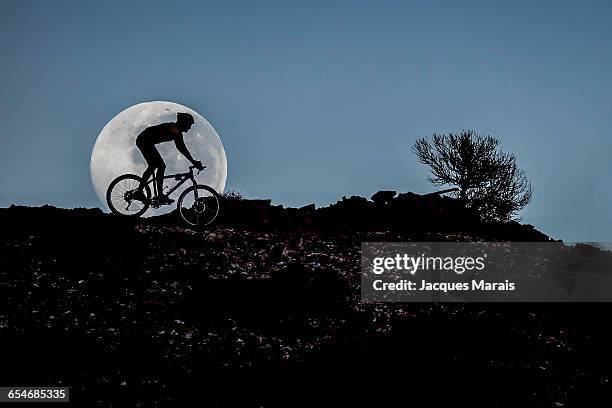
[{"x1": 106, "y1": 165, "x2": 221, "y2": 227}]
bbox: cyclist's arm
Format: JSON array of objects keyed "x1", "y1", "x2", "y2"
[{"x1": 174, "y1": 136, "x2": 196, "y2": 164}]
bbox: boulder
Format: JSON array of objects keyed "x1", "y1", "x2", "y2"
[{"x1": 371, "y1": 190, "x2": 397, "y2": 206}]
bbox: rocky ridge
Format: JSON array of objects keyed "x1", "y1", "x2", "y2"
[{"x1": 0, "y1": 192, "x2": 609, "y2": 406}]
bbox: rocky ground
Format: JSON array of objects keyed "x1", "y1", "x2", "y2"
[{"x1": 1, "y1": 199, "x2": 611, "y2": 406}]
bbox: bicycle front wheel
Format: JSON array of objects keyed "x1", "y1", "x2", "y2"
[
  {"x1": 177, "y1": 184, "x2": 220, "y2": 227},
  {"x1": 106, "y1": 174, "x2": 151, "y2": 217}
]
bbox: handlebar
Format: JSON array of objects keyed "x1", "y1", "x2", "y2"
[{"x1": 189, "y1": 164, "x2": 206, "y2": 173}]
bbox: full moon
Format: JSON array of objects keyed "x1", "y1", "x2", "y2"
[{"x1": 90, "y1": 101, "x2": 227, "y2": 215}]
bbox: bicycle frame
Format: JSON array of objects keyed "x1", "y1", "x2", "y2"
[{"x1": 146, "y1": 167, "x2": 198, "y2": 198}]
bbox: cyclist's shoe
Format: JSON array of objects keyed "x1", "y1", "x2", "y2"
[
  {"x1": 131, "y1": 189, "x2": 148, "y2": 202},
  {"x1": 157, "y1": 195, "x2": 175, "y2": 205}
]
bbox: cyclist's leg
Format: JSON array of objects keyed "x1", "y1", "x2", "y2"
[
  {"x1": 156, "y1": 160, "x2": 166, "y2": 198},
  {"x1": 138, "y1": 144, "x2": 164, "y2": 195},
  {"x1": 141, "y1": 165, "x2": 156, "y2": 191}
]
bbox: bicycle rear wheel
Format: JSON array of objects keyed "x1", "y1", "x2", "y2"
[
  {"x1": 177, "y1": 184, "x2": 220, "y2": 226},
  {"x1": 106, "y1": 174, "x2": 151, "y2": 217}
]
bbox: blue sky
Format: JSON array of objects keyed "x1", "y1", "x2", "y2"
[{"x1": 1, "y1": 0, "x2": 611, "y2": 241}]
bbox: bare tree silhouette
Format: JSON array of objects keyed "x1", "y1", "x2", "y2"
[{"x1": 413, "y1": 130, "x2": 532, "y2": 222}]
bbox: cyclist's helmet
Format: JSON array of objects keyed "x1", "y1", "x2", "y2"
[{"x1": 177, "y1": 112, "x2": 195, "y2": 126}]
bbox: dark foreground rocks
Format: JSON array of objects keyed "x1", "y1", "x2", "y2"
[{"x1": 0, "y1": 200, "x2": 610, "y2": 407}]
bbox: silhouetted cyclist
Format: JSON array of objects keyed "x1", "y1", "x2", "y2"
[{"x1": 134, "y1": 112, "x2": 203, "y2": 204}]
